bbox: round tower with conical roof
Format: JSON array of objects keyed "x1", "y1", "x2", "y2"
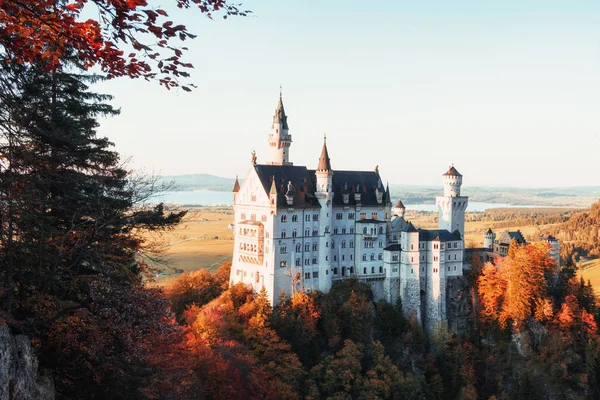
[
  {"x1": 315, "y1": 136, "x2": 334, "y2": 293},
  {"x1": 392, "y1": 200, "x2": 406, "y2": 218},
  {"x1": 268, "y1": 90, "x2": 293, "y2": 165},
  {"x1": 483, "y1": 228, "x2": 496, "y2": 249}
]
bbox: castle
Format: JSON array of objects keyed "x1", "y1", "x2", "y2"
[{"x1": 229, "y1": 94, "x2": 468, "y2": 330}]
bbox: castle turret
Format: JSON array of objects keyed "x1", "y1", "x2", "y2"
[
  {"x1": 315, "y1": 136, "x2": 333, "y2": 293},
  {"x1": 392, "y1": 200, "x2": 406, "y2": 218},
  {"x1": 436, "y1": 165, "x2": 468, "y2": 238},
  {"x1": 232, "y1": 175, "x2": 240, "y2": 202},
  {"x1": 267, "y1": 90, "x2": 292, "y2": 165},
  {"x1": 483, "y1": 228, "x2": 495, "y2": 249}
]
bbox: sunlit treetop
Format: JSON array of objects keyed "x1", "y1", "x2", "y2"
[{"x1": 0, "y1": 0, "x2": 248, "y2": 90}]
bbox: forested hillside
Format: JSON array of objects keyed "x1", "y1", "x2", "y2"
[{"x1": 542, "y1": 199, "x2": 600, "y2": 264}]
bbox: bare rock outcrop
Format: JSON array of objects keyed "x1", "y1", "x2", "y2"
[{"x1": 0, "y1": 324, "x2": 54, "y2": 400}]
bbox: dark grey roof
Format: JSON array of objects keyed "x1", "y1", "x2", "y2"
[
  {"x1": 384, "y1": 244, "x2": 402, "y2": 251},
  {"x1": 272, "y1": 95, "x2": 289, "y2": 130},
  {"x1": 406, "y1": 222, "x2": 418, "y2": 233},
  {"x1": 496, "y1": 230, "x2": 526, "y2": 245},
  {"x1": 254, "y1": 164, "x2": 320, "y2": 209},
  {"x1": 315, "y1": 169, "x2": 387, "y2": 207},
  {"x1": 356, "y1": 219, "x2": 385, "y2": 224},
  {"x1": 418, "y1": 229, "x2": 462, "y2": 242},
  {"x1": 443, "y1": 165, "x2": 462, "y2": 177},
  {"x1": 486, "y1": 228, "x2": 493, "y2": 234},
  {"x1": 384, "y1": 183, "x2": 392, "y2": 205}
]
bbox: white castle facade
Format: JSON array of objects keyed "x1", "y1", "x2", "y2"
[{"x1": 229, "y1": 94, "x2": 468, "y2": 330}]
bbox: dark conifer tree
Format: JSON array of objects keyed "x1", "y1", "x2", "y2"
[{"x1": 0, "y1": 60, "x2": 186, "y2": 398}]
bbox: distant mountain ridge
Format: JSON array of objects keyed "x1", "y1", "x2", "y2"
[{"x1": 159, "y1": 174, "x2": 600, "y2": 208}]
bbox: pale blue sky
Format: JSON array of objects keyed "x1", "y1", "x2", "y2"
[{"x1": 94, "y1": 0, "x2": 600, "y2": 187}]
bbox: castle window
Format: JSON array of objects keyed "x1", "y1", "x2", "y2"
[
  {"x1": 296, "y1": 244, "x2": 301, "y2": 252},
  {"x1": 326, "y1": 270, "x2": 329, "y2": 275},
  {"x1": 256, "y1": 273, "x2": 260, "y2": 283},
  {"x1": 336, "y1": 213, "x2": 343, "y2": 220},
  {"x1": 393, "y1": 254, "x2": 399, "y2": 261},
  {"x1": 305, "y1": 259, "x2": 309, "y2": 265},
  {"x1": 378, "y1": 254, "x2": 383, "y2": 260},
  {"x1": 334, "y1": 268, "x2": 338, "y2": 275},
  {"x1": 304, "y1": 272, "x2": 310, "y2": 280},
  {"x1": 372, "y1": 213, "x2": 378, "y2": 219},
  {"x1": 371, "y1": 267, "x2": 375, "y2": 273},
  {"x1": 364, "y1": 267, "x2": 367, "y2": 274},
  {"x1": 379, "y1": 266, "x2": 383, "y2": 273},
  {"x1": 434, "y1": 243, "x2": 439, "y2": 250},
  {"x1": 454, "y1": 242, "x2": 457, "y2": 248},
  {"x1": 454, "y1": 254, "x2": 457, "y2": 260},
  {"x1": 422, "y1": 255, "x2": 425, "y2": 261},
  {"x1": 313, "y1": 271, "x2": 319, "y2": 278},
  {"x1": 261, "y1": 215, "x2": 267, "y2": 222},
  {"x1": 411, "y1": 244, "x2": 413, "y2": 250},
  {"x1": 379, "y1": 241, "x2": 383, "y2": 248},
  {"x1": 292, "y1": 215, "x2": 298, "y2": 222},
  {"x1": 305, "y1": 229, "x2": 310, "y2": 236},
  {"x1": 342, "y1": 267, "x2": 346, "y2": 276},
  {"x1": 281, "y1": 215, "x2": 287, "y2": 223},
  {"x1": 363, "y1": 227, "x2": 368, "y2": 234},
  {"x1": 448, "y1": 254, "x2": 450, "y2": 260},
  {"x1": 454, "y1": 266, "x2": 457, "y2": 271},
  {"x1": 342, "y1": 255, "x2": 345, "y2": 261},
  {"x1": 350, "y1": 227, "x2": 354, "y2": 234},
  {"x1": 350, "y1": 267, "x2": 354, "y2": 274},
  {"x1": 251, "y1": 194, "x2": 257, "y2": 202},
  {"x1": 305, "y1": 243, "x2": 310, "y2": 251},
  {"x1": 348, "y1": 213, "x2": 355, "y2": 220},
  {"x1": 280, "y1": 261, "x2": 287, "y2": 268},
  {"x1": 434, "y1": 256, "x2": 438, "y2": 261},
  {"x1": 312, "y1": 258, "x2": 317, "y2": 265},
  {"x1": 326, "y1": 242, "x2": 329, "y2": 248},
  {"x1": 350, "y1": 240, "x2": 354, "y2": 248},
  {"x1": 292, "y1": 230, "x2": 297, "y2": 238},
  {"x1": 362, "y1": 254, "x2": 367, "y2": 261},
  {"x1": 411, "y1": 257, "x2": 413, "y2": 262},
  {"x1": 282, "y1": 231, "x2": 287, "y2": 238},
  {"x1": 441, "y1": 244, "x2": 445, "y2": 249},
  {"x1": 378, "y1": 226, "x2": 383, "y2": 234},
  {"x1": 360, "y1": 213, "x2": 366, "y2": 220},
  {"x1": 342, "y1": 228, "x2": 346, "y2": 234},
  {"x1": 280, "y1": 247, "x2": 287, "y2": 254},
  {"x1": 334, "y1": 228, "x2": 338, "y2": 234},
  {"x1": 334, "y1": 255, "x2": 337, "y2": 261},
  {"x1": 241, "y1": 213, "x2": 246, "y2": 220},
  {"x1": 313, "y1": 214, "x2": 319, "y2": 221},
  {"x1": 312, "y1": 230, "x2": 318, "y2": 236},
  {"x1": 350, "y1": 255, "x2": 353, "y2": 260},
  {"x1": 326, "y1": 256, "x2": 328, "y2": 261},
  {"x1": 296, "y1": 258, "x2": 301, "y2": 266},
  {"x1": 313, "y1": 243, "x2": 318, "y2": 251},
  {"x1": 332, "y1": 240, "x2": 336, "y2": 249},
  {"x1": 305, "y1": 215, "x2": 310, "y2": 222},
  {"x1": 448, "y1": 267, "x2": 450, "y2": 272},
  {"x1": 370, "y1": 254, "x2": 375, "y2": 261},
  {"x1": 342, "y1": 240, "x2": 346, "y2": 248},
  {"x1": 411, "y1": 269, "x2": 413, "y2": 274}
]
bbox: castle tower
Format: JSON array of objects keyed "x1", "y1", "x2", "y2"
[
  {"x1": 436, "y1": 165, "x2": 468, "y2": 238},
  {"x1": 315, "y1": 136, "x2": 334, "y2": 293},
  {"x1": 392, "y1": 200, "x2": 406, "y2": 219},
  {"x1": 232, "y1": 175, "x2": 240, "y2": 202},
  {"x1": 267, "y1": 90, "x2": 292, "y2": 165},
  {"x1": 483, "y1": 228, "x2": 495, "y2": 249}
]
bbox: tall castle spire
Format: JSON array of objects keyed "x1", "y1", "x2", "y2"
[
  {"x1": 267, "y1": 88, "x2": 292, "y2": 165},
  {"x1": 317, "y1": 135, "x2": 332, "y2": 172}
]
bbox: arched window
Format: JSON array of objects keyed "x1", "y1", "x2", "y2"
[
  {"x1": 371, "y1": 267, "x2": 375, "y2": 273},
  {"x1": 281, "y1": 215, "x2": 287, "y2": 223},
  {"x1": 332, "y1": 240, "x2": 335, "y2": 249},
  {"x1": 362, "y1": 254, "x2": 367, "y2": 261},
  {"x1": 378, "y1": 253, "x2": 383, "y2": 260},
  {"x1": 292, "y1": 230, "x2": 297, "y2": 237},
  {"x1": 342, "y1": 267, "x2": 346, "y2": 276},
  {"x1": 379, "y1": 266, "x2": 383, "y2": 273},
  {"x1": 350, "y1": 240, "x2": 354, "y2": 248},
  {"x1": 292, "y1": 215, "x2": 298, "y2": 222},
  {"x1": 280, "y1": 247, "x2": 287, "y2": 254},
  {"x1": 378, "y1": 226, "x2": 383, "y2": 234},
  {"x1": 333, "y1": 267, "x2": 338, "y2": 275},
  {"x1": 296, "y1": 244, "x2": 301, "y2": 252},
  {"x1": 363, "y1": 227, "x2": 368, "y2": 234},
  {"x1": 350, "y1": 267, "x2": 354, "y2": 274},
  {"x1": 370, "y1": 253, "x2": 375, "y2": 261},
  {"x1": 342, "y1": 240, "x2": 346, "y2": 248},
  {"x1": 363, "y1": 267, "x2": 367, "y2": 274},
  {"x1": 281, "y1": 230, "x2": 286, "y2": 238},
  {"x1": 305, "y1": 243, "x2": 310, "y2": 251},
  {"x1": 312, "y1": 242, "x2": 318, "y2": 251},
  {"x1": 295, "y1": 258, "x2": 300, "y2": 266}
]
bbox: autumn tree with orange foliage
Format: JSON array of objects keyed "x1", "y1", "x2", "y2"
[
  {"x1": 0, "y1": 0, "x2": 248, "y2": 89},
  {"x1": 478, "y1": 240, "x2": 556, "y2": 330}
]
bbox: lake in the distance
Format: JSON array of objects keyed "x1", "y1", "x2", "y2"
[{"x1": 154, "y1": 190, "x2": 542, "y2": 212}]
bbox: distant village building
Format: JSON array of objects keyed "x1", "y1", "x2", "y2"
[{"x1": 229, "y1": 93, "x2": 469, "y2": 331}]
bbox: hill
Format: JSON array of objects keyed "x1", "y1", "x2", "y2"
[{"x1": 541, "y1": 199, "x2": 600, "y2": 264}]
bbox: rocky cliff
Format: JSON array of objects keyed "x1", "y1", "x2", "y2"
[{"x1": 0, "y1": 324, "x2": 54, "y2": 400}]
